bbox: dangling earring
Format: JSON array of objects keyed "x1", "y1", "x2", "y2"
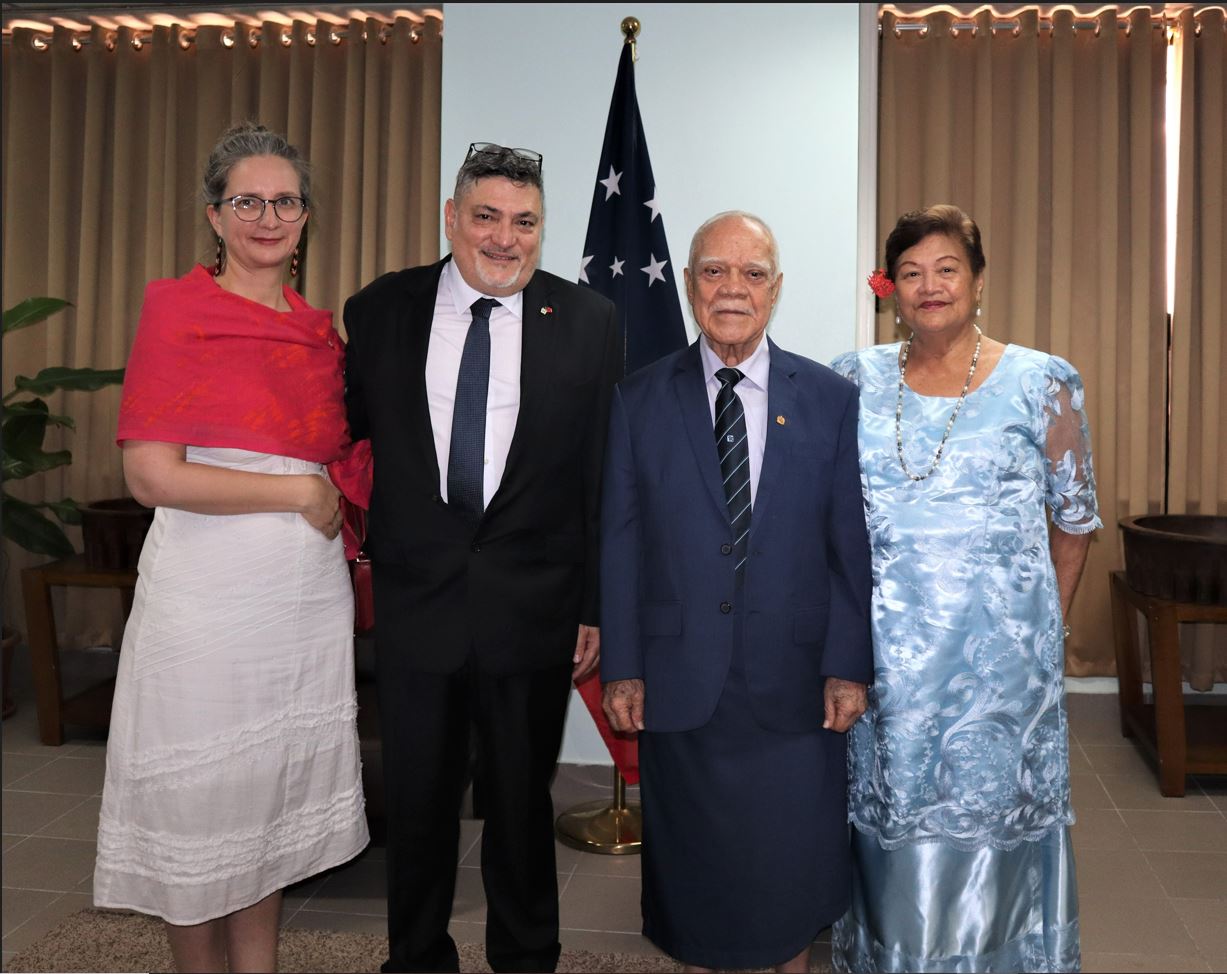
[
  {"x1": 214, "y1": 235, "x2": 226, "y2": 276},
  {"x1": 289, "y1": 243, "x2": 301, "y2": 278},
  {"x1": 895, "y1": 313, "x2": 901, "y2": 328}
]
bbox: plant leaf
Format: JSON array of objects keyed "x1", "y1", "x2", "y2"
[
  {"x1": 2, "y1": 399, "x2": 74, "y2": 429},
  {"x1": 2, "y1": 297, "x2": 71, "y2": 335},
  {"x1": 2, "y1": 446, "x2": 72, "y2": 481},
  {"x1": 44, "y1": 497, "x2": 83, "y2": 525},
  {"x1": 12, "y1": 366, "x2": 125, "y2": 397},
  {"x1": 0, "y1": 493, "x2": 76, "y2": 557},
  {"x1": 3, "y1": 399, "x2": 51, "y2": 457}
]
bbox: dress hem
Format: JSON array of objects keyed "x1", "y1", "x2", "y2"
[{"x1": 93, "y1": 829, "x2": 369, "y2": 927}]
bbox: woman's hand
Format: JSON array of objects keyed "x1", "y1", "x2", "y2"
[{"x1": 299, "y1": 474, "x2": 343, "y2": 539}]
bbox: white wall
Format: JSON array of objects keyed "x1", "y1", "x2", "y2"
[{"x1": 441, "y1": 2, "x2": 864, "y2": 763}]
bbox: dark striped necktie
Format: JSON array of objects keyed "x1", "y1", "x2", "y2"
[
  {"x1": 447, "y1": 297, "x2": 499, "y2": 517},
  {"x1": 714, "y1": 367, "x2": 751, "y2": 580}
]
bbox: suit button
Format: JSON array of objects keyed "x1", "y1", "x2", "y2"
[
  {"x1": 471, "y1": 544, "x2": 482, "y2": 553},
  {"x1": 720, "y1": 543, "x2": 732, "y2": 555},
  {"x1": 720, "y1": 601, "x2": 732, "y2": 614},
  {"x1": 431, "y1": 494, "x2": 442, "y2": 504}
]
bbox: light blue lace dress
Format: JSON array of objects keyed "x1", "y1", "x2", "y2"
[{"x1": 829, "y1": 344, "x2": 1101, "y2": 973}]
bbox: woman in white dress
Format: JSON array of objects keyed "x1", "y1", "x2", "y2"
[{"x1": 94, "y1": 122, "x2": 369, "y2": 972}]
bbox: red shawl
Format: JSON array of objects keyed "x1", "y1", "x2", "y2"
[{"x1": 117, "y1": 265, "x2": 371, "y2": 528}]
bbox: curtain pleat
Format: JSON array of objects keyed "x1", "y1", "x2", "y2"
[
  {"x1": 1170, "y1": 8, "x2": 1227, "y2": 688},
  {"x1": 877, "y1": 9, "x2": 1168, "y2": 676},
  {"x1": 2, "y1": 19, "x2": 442, "y2": 645}
]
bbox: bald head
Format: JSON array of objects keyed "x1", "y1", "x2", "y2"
[
  {"x1": 688, "y1": 211, "x2": 780, "y2": 282},
  {"x1": 683, "y1": 210, "x2": 783, "y2": 366}
]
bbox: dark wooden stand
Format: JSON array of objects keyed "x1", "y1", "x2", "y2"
[
  {"x1": 21, "y1": 555, "x2": 136, "y2": 746},
  {"x1": 1109, "y1": 570, "x2": 1227, "y2": 796}
]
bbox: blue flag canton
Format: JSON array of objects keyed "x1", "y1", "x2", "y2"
[{"x1": 579, "y1": 44, "x2": 687, "y2": 376}]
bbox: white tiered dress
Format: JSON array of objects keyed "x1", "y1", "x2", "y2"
[{"x1": 94, "y1": 447, "x2": 368, "y2": 925}]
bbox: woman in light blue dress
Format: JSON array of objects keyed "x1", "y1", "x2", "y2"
[{"x1": 831, "y1": 204, "x2": 1100, "y2": 973}]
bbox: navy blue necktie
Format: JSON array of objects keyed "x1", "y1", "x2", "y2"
[
  {"x1": 447, "y1": 298, "x2": 499, "y2": 517},
  {"x1": 714, "y1": 367, "x2": 751, "y2": 579}
]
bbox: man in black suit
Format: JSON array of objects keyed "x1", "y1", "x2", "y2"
[{"x1": 343, "y1": 143, "x2": 620, "y2": 973}]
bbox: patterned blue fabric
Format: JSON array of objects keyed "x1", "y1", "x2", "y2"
[
  {"x1": 829, "y1": 343, "x2": 1100, "y2": 973},
  {"x1": 834, "y1": 827, "x2": 1081, "y2": 973}
]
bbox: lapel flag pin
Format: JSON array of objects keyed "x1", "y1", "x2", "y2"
[
  {"x1": 540, "y1": 305, "x2": 553, "y2": 316},
  {"x1": 776, "y1": 415, "x2": 786, "y2": 425}
]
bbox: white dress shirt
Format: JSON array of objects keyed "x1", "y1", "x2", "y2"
[
  {"x1": 699, "y1": 336, "x2": 770, "y2": 507},
  {"x1": 426, "y1": 260, "x2": 523, "y2": 507}
]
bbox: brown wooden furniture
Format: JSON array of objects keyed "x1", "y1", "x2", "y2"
[
  {"x1": 21, "y1": 554, "x2": 136, "y2": 746},
  {"x1": 1109, "y1": 570, "x2": 1227, "y2": 796}
]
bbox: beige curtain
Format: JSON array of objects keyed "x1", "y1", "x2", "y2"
[
  {"x1": 2, "y1": 17, "x2": 442, "y2": 644},
  {"x1": 1170, "y1": 7, "x2": 1227, "y2": 688},
  {"x1": 877, "y1": 8, "x2": 1168, "y2": 676}
]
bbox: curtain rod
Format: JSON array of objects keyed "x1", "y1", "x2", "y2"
[
  {"x1": 5, "y1": 21, "x2": 435, "y2": 51},
  {"x1": 882, "y1": 18, "x2": 1167, "y2": 35}
]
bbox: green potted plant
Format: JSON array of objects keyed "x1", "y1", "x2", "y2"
[{"x1": 2, "y1": 296, "x2": 126, "y2": 717}]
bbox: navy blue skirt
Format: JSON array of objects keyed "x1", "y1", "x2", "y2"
[{"x1": 639, "y1": 660, "x2": 852, "y2": 969}]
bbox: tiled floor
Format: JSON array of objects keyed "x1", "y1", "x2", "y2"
[{"x1": 2, "y1": 650, "x2": 1225, "y2": 972}]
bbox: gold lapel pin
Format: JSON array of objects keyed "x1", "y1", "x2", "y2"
[{"x1": 776, "y1": 415, "x2": 786, "y2": 425}]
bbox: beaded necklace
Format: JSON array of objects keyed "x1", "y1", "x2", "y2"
[{"x1": 895, "y1": 324, "x2": 982, "y2": 482}]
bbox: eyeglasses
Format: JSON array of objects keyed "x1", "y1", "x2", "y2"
[
  {"x1": 465, "y1": 142, "x2": 544, "y2": 173},
  {"x1": 218, "y1": 195, "x2": 309, "y2": 223}
]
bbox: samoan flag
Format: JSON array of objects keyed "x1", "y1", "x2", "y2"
[{"x1": 578, "y1": 41, "x2": 687, "y2": 376}]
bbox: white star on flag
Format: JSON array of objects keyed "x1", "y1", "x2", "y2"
[
  {"x1": 643, "y1": 196, "x2": 662, "y2": 222},
  {"x1": 641, "y1": 254, "x2": 668, "y2": 286},
  {"x1": 598, "y1": 165, "x2": 623, "y2": 201},
  {"x1": 610, "y1": 257, "x2": 625, "y2": 278},
  {"x1": 579, "y1": 254, "x2": 594, "y2": 284}
]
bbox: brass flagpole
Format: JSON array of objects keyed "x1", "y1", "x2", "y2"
[
  {"x1": 554, "y1": 12, "x2": 647, "y2": 859},
  {"x1": 555, "y1": 766, "x2": 642, "y2": 855}
]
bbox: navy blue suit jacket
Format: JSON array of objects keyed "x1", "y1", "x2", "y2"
[{"x1": 600, "y1": 337, "x2": 873, "y2": 733}]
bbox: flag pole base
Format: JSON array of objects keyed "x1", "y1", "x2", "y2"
[{"x1": 554, "y1": 769, "x2": 642, "y2": 855}]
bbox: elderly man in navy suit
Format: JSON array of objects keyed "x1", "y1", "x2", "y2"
[{"x1": 600, "y1": 211, "x2": 873, "y2": 973}]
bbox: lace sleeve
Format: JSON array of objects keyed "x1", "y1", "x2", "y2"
[
  {"x1": 1041, "y1": 356, "x2": 1102, "y2": 534},
  {"x1": 830, "y1": 350, "x2": 861, "y2": 387}
]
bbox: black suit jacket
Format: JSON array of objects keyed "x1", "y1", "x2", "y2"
[{"x1": 343, "y1": 257, "x2": 621, "y2": 675}]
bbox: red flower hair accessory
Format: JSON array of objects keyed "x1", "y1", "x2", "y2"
[{"x1": 868, "y1": 268, "x2": 895, "y2": 298}]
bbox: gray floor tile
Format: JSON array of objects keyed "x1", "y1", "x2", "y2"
[
  {"x1": 451, "y1": 865, "x2": 486, "y2": 924},
  {"x1": 1072, "y1": 806, "x2": 1138, "y2": 851},
  {"x1": 1082, "y1": 952, "x2": 1210, "y2": 972},
  {"x1": 1079, "y1": 895, "x2": 1201, "y2": 956},
  {"x1": 1071, "y1": 773, "x2": 1115, "y2": 812},
  {"x1": 1082, "y1": 744, "x2": 1156, "y2": 776},
  {"x1": 1, "y1": 836, "x2": 95, "y2": 893},
  {"x1": 33, "y1": 796, "x2": 100, "y2": 841},
  {"x1": 1076, "y1": 848, "x2": 1166, "y2": 901},
  {"x1": 1, "y1": 754, "x2": 53, "y2": 788},
  {"x1": 1171, "y1": 897, "x2": 1227, "y2": 958},
  {"x1": 0, "y1": 891, "x2": 94, "y2": 952},
  {"x1": 1101, "y1": 773, "x2": 1217, "y2": 811},
  {"x1": 11, "y1": 757, "x2": 106, "y2": 797},
  {"x1": 1123, "y1": 810, "x2": 1227, "y2": 852},
  {"x1": 0, "y1": 889, "x2": 60, "y2": 939},
  {"x1": 0, "y1": 791, "x2": 89, "y2": 837},
  {"x1": 558, "y1": 873, "x2": 641, "y2": 934},
  {"x1": 304, "y1": 857, "x2": 387, "y2": 916},
  {"x1": 1145, "y1": 851, "x2": 1227, "y2": 899}
]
